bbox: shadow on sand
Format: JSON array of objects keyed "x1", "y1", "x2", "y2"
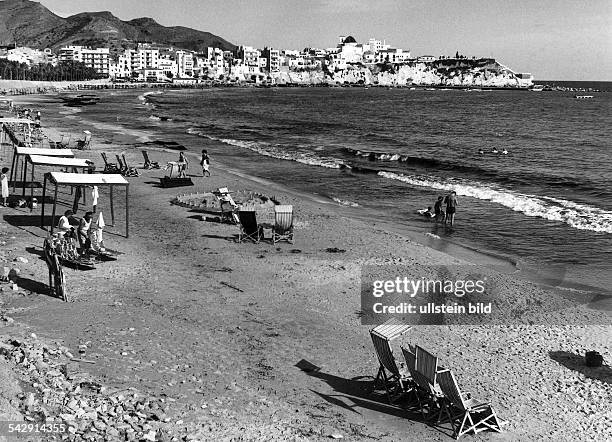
[
  {"x1": 295, "y1": 359, "x2": 450, "y2": 436},
  {"x1": 549, "y1": 351, "x2": 612, "y2": 384}
]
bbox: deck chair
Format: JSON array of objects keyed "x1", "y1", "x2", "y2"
[
  {"x1": 220, "y1": 201, "x2": 239, "y2": 224},
  {"x1": 76, "y1": 131, "x2": 92, "y2": 150},
  {"x1": 437, "y1": 369, "x2": 502, "y2": 439},
  {"x1": 101, "y1": 153, "x2": 120, "y2": 173},
  {"x1": 142, "y1": 150, "x2": 160, "y2": 169},
  {"x1": 369, "y1": 319, "x2": 411, "y2": 403},
  {"x1": 415, "y1": 345, "x2": 445, "y2": 421},
  {"x1": 238, "y1": 211, "x2": 263, "y2": 243},
  {"x1": 272, "y1": 205, "x2": 294, "y2": 244},
  {"x1": 122, "y1": 154, "x2": 140, "y2": 177}
]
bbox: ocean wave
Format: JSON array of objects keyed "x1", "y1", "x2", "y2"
[
  {"x1": 332, "y1": 197, "x2": 359, "y2": 207},
  {"x1": 187, "y1": 129, "x2": 347, "y2": 169},
  {"x1": 378, "y1": 171, "x2": 612, "y2": 233}
]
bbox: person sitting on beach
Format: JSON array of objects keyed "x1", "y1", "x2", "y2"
[
  {"x1": 200, "y1": 149, "x2": 211, "y2": 177},
  {"x1": 57, "y1": 210, "x2": 75, "y2": 237},
  {"x1": 77, "y1": 211, "x2": 93, "y2": 251},
  {"x1": 434, "y1": 196, "x2": 445, "y2": 222},
  {"x1": 417, "y1": 206, "x2": 435, "y2": 218},
  {"x1": 1, "y1": 167, "x2": 9, "y2": 207},
  {"x1": 492, "y1": 147, "x2": 499, "y2": 154},
  {"x1": 444, "y1": 191, "x2": 458, "y2": 226},
  {"x1": 502, "y1": 149, "x2": 508, "y2": 155}
]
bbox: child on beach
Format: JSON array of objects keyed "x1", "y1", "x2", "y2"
[
  {"x1": 434, "y1": 196, "x2": 445, "y2": 222},
  {"x1": 200, "y1": 149, "x2": 211, "y2": 177},
  {"x1": 1, "y1": 167, "x2": 9, "y2": 206}
]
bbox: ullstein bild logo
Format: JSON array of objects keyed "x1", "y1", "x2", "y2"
[{"x1": 360, "y1": 266, "x2": 496, "y2": 325}]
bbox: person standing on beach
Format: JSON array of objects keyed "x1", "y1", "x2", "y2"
[
  {"x1": 1, "y1": 167, "x2": 9, "y2": 206},
  {"x1": 444, "y1": 191, "x2": 458, "y2": 226},
  {"x1": 434, "y1": 196, "x2": 445, "y2": 222},
  {"x1": 178, "y1": 152, "x2": 188, "y2": 178},
  {"x1": 200, "y1": 149, "x2": 211, "y2": 177}
]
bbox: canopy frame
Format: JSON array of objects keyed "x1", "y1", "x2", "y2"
[
  {"x1": 40, "y1": 172, "x2": 130, "y2": 238},
  {"x1": 23, "y1": 154, "x2": 95, "y2": 201},
  {"x1": 9, "y1": 146, "x2": 74, "y2": 192}
]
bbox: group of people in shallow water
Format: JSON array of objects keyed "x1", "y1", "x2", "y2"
[{"x1": 418, "y1": 190, "x2": 458, "y2": 226}]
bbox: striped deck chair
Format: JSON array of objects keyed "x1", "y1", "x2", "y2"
[
  {"x1": 142, "y1": 150, "x2": 160, "y2": 169},
  {"x1": 401, "y1": 346, "x2": 431, "y2": 414},
  {"x1": 437, "y1": 369, "x2": 502, "y2": 439},
  {"x1": 101, "y1": 153, "x2": 120, "y2": 173},
  {"x1": 369, "y1": 319, "x2": 411, "y2": 403},
  {"x1": 238, "y1": 211, "x2": 263, "y2": 243},
  {"x1": 121, "y1": 154, "x2": 139, "y2": 177},
  {"x1": 415, "y1": 345, "x2": 445, "y2": 421},
  {"x1": 272, "y1": 205, "x2": 294, "y2": 244}
]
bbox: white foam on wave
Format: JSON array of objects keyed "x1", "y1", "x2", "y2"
[
  {"x1": 379, "y1": 171, "x2": 612, "y2": 234},
  {"x1": 332, "y1": 197, "x2": 359, "y2": 207},
  {"x1": 186, "y1": 128, "x2": 346, "y2": 170}
]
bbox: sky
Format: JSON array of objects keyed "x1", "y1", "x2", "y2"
[{"x1": 40, "y1": 0, "x2": 612, "y2": 80}]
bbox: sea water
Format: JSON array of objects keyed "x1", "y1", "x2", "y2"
[{"x1": 37, "y1": 86, "x2": 612, "y2": 294}]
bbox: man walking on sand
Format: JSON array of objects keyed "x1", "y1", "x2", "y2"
[{"x1": 444, "y1": 191, "x2": 458, "y2": 226}]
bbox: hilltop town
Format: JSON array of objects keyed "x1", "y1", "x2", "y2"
[{"x1": 0, "y1": 35, "x2": 534, "y2": 88}]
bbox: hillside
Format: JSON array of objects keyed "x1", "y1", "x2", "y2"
[{"x1": 0, "y1": 0, "x2": 235, "y2": 53}]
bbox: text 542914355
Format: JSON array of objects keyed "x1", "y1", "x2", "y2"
[{"x1": 0, "y1": 421, "x2": 67, "y2": 435}]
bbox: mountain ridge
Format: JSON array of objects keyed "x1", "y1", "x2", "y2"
[{"x1": 0, "y1": 0, "x2": 236, "y2": 53}]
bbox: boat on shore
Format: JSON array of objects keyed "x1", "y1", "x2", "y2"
[{"x1": 61, "y1": 94, "x2": 101, "y2": 106}]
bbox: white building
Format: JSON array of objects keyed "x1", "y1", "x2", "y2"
[
  {"x1": 175, "y1": 50, "x2": 194, "y2": 77},
  {"x1": 59, "y1": 45, "x2": 110, "y2": 76}
]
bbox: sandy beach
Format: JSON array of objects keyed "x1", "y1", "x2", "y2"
[{"x1": 0, "y1": 93, "x2": 610, "y2": 441}]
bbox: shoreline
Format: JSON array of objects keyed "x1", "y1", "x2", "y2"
[{"x1": 0, "y1": 94, "x2": 610, "y2": 440}]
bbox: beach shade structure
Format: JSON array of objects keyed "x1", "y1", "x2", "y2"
[
  {"x1": 40, "y1": 172, "x2": 130, "y2": 238},
  {"x1": 8, "y1": 146, "x2": 74, "y2": 192},
  {"x1": 101, "y1": 152, "x2": 120, "y2": 173},
  {"x1": 75, "y1": 131, "x2": 92, "y2": 150},
  {"x1": 142, "y1": 151, "x2": 160, "y2": 169},
  {"x1": 21, "y1": 154, "x2": 95, "y2": 199},
  {"x1": 272, "y1": 205, "x2": 294, "y2": 244},
  {"x1": 238, "y1": 211, "x2": 264, "y2": 243},
  {"x1": 436, "y1": 369, "x2": 502, "y2": 439},
  {"x1": 1, "y1": 118, "x2": 33, "y2": 147},
  {"x1": 369, "y1": 318, "x2": 412, "y2": 403}
]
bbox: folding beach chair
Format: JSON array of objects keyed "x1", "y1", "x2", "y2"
[
  {"x1": 142, "y1": 150, "x2": 160, "y2": 169},
  {"x1": 369, "y1": 318, "x2": 411, "y2": 403},
  {"x1": 101, "y1": 153, "x2": 120, "y2": 173},
  {"x1": 76, "y1": 131, "x2": 92, "y2": 150},
  {"x1": 272, "y1": 205, "x2": 294, "y2": 244},
  {"x1": 220, "y1": 201, "x2": 239, "y2": 224},
  {"x1": 121, "y1": 155, "x2": 140, "y2": 177},
  {"x1": 238, "y1": 211, "x2": 263, "y2": 243},
  {"x1": 437, "y1": 369, "x2": 502, "y2": 439},
  {"x1": 415, "y1": 345, "x2": 446, "y2": 421}
]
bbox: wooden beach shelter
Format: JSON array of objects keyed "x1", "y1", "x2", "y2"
[
  {"x1": 9, "y1": 146, "x2": 74, "y2": 191},
  {"x1": 22, "y1": 155, "x2": 95, "y2": 198},
  {"x1": 1, "y1": 117, "x2": 33, "y2": 160},
  {"x1": 41, "y1": 172, "x2": 130, "y2": 238}
]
